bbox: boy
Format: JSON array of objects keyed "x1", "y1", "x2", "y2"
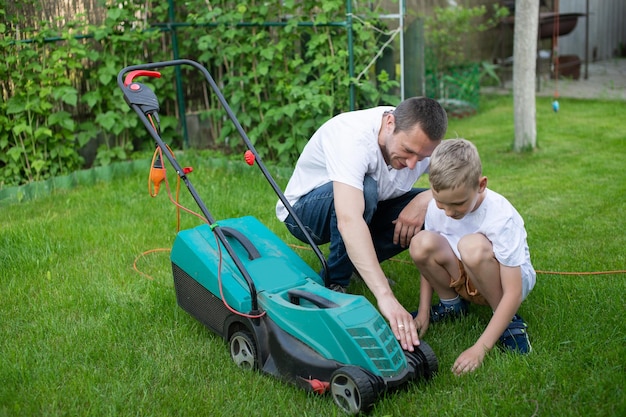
[{"x1": 409, "y1": 139, "x2": 535, "y2": 375}]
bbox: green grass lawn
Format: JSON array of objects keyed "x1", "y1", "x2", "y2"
[{"x1": 1, "y1": 95, "x2": 625, "y2": 416}]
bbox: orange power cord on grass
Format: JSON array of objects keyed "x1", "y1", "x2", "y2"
[
  {"x1": 533, "y1": 269, "x2": 626, "y2": 276},
  {"x1": 133, "y1": 143, "x2": 204, "y2": 281}
]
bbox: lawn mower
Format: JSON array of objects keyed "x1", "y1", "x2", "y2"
[{"x1": 117, "y1": 59, "x2": 438, "y2": 415}]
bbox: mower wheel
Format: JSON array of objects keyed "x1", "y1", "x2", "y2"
[
  {"x1": 406, "y1": 341, "x2": 438, "y2": 380},
  {"x1": 330, "y1": 366, "x2": 377, "y2": 415},
  {"x1": 229, "y1": 330, "x2": 257, "y2": 370}
]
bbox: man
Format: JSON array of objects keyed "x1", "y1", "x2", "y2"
[{"x1": 276, "y1": 97, "x2": 448, "y2": 351}]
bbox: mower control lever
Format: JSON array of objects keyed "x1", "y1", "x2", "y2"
[
  {"x1": 122, "y1": 82, "x2": 160, "y2": 115},
  {"x1": 123, "y1": 70, "x2": 161, "y2": 86},
  {"x1": 121, "y1": 70, "x2": 162, "y2": 115}
]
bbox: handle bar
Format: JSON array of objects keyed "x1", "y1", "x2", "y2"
[{"x1": 117, "y1": 59, "x2": 330, "y2": 311}]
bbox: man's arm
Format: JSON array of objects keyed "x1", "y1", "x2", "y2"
[{"x1": 333, "y1": 181, "x2": 419, "y2": 351}]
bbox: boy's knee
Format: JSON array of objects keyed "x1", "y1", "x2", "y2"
[
  {"x1": 409, "y1": 231, "x2": 439, "y2": 262},
  {"x1": 458, "y1": 234, "x2": 493, "y2": 265}
]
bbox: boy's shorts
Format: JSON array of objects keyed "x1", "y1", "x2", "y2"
[{"x1": 450, "y1": 260, "x2": 489, "y2": 306}]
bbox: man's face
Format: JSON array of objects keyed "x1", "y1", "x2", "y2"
[{"x1": 380, "y1": 115, "x2": 440, "y2": 170}]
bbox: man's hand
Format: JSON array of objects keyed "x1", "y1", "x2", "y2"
[
  {"x1": 378, "y1": 293, "x2": 420, "y2": 352},
  {"x1": 393, "y1": 190, "x2": 432, "y2": 247}
]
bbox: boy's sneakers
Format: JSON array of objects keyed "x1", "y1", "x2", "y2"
[
  {"x1": 429, "y1": 299, "x2": 470, "y2": 323},
  {"x1": 499, "y1": 314, "x2": 532, "y2": 354}
]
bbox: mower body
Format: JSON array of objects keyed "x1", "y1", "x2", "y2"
[
  {"x1": 170, "y1": 216, "x2": 435, "y2": 407},
  {"x1": 119, "y1": 60, "x2": 437, "y2": 415}
]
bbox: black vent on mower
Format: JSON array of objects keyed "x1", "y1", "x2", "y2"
[{"x1": 172, "y1": 262, "x2": 230, "y2": 334}]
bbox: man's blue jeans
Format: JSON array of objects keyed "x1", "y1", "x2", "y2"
[{"x1": 284, "y1": 177, "x2": 427, "y2": 287}]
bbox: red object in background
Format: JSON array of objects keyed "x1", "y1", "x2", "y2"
[{"x1": 244, "y1": 150, "x2": 255, "y2": 166}]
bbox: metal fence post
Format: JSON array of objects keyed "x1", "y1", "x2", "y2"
[
  {"x1": 346, "y1": 0, "x2": 355, "y2": 110},
  {"x1": 168, "y1": 0, "x2": 189, "y2": 148}
]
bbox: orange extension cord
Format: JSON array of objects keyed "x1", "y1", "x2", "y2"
[
  {"x1": 133, "y1": 121, "x2": 265, "y2": 319},
  {"x1": 286, "y1": 243, "x2": 626, "y2": 277}
]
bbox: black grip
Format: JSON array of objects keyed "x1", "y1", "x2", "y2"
[
  {"x1": 220, "y1": 227, "x2": 261, "y2": 260},
  {"x1": 288, "y1": 289, "x2": 340, "y2": 309}
]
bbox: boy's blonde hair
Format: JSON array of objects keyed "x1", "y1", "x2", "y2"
[{"x1": 429, "y1": 139, "x2": 482, "y2": 192}]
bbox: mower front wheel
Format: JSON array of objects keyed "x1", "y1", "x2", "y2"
[
  {"x1": 330, "y1": 366, "x2": 377, "y2": 415},
  {"x1": 229, "y1": 330, "x2": 257, "y2": 370},
  {"x1": 406, "y1": 341, "x2": 438, "y2": 380}
]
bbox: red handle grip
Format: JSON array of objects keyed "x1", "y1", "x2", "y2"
[{"x1": 124, "y1": 70, "x2": 162, "y2": 86}]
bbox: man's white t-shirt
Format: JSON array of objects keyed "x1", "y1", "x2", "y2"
[
  {"x1": 425, "y1": 188, "x2": 536, "y2": 299},
  {"x1": 276, "y1": 107, "x2": 430, "y2": 221}
]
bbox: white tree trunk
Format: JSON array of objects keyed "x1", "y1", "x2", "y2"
[{"x1": 513, "y1": 0, "x2": 540, "y2": 151}]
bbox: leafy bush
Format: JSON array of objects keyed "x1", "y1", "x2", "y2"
[
  {"x1": 423, "y1": 4, "x2": 508, "y2": 115},
  {"x1": 0, "y1": 0, "x2": 398, "y2": 187}
]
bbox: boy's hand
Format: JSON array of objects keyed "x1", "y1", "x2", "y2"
[
  {"x1": 393, "y1": 190, "x2": 431, "y2": 247},
  {"x1": 451, "y1": 344, "x2": 486, "y2": 376},
  {"x1": 413, "y1": 311, "x2": 430, "y2": 338}
]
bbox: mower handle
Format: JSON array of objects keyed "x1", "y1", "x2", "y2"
[
  {"x1": 117, "y1": 59, "x2": 330, "y2": 304},
  {"x1": 124, "y1": 70, "x2": 162, "y2": 86}
]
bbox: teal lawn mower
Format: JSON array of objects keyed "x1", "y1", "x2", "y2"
[{"x1": 118, "y1": 59, "x2": 438, "y2": 415}]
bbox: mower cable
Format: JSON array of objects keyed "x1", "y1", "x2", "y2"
[
  {"x1": 214, "y1": 233, "x2": 266, "y2": 319},
  {"x1": 149, "y1": 145, "x2": 209, "y2": 226},
  {"x1": 135, "y1": 143, "x2": 210, "y2": 282},
  {"x1": 133, "y1": 248, "x2": 171, "y2": 281},
  {"x1": 133, "y1": 241, "x2": 266, "y2": 319}
]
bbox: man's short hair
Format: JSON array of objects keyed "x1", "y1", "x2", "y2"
[{"x1": 393, "y1": 97, "x2": 448, "y2": 141}]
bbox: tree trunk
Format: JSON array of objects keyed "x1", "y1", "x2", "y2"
[{"x1": 512, "y1": 0, "x2": 539, "y2": 151}]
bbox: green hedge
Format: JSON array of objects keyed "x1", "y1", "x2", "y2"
[{"x1": 0, "y1": 0, "x2": 398, "y2": 188}]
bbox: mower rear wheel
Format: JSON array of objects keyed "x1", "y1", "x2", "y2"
[
  {"x1": 330, "y1": 366, "x2": 377, "y2": 415},
  {"x1": 229, "y1": 330, "x2": 257, "y2": 370}
]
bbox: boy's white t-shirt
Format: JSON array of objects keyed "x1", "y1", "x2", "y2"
[
  {"x1": 276, "y1": 107, "x2": 430, "y2": 221},
  {"x1": 425, "y1": 188, "x2": 536, "y2": 299}
]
